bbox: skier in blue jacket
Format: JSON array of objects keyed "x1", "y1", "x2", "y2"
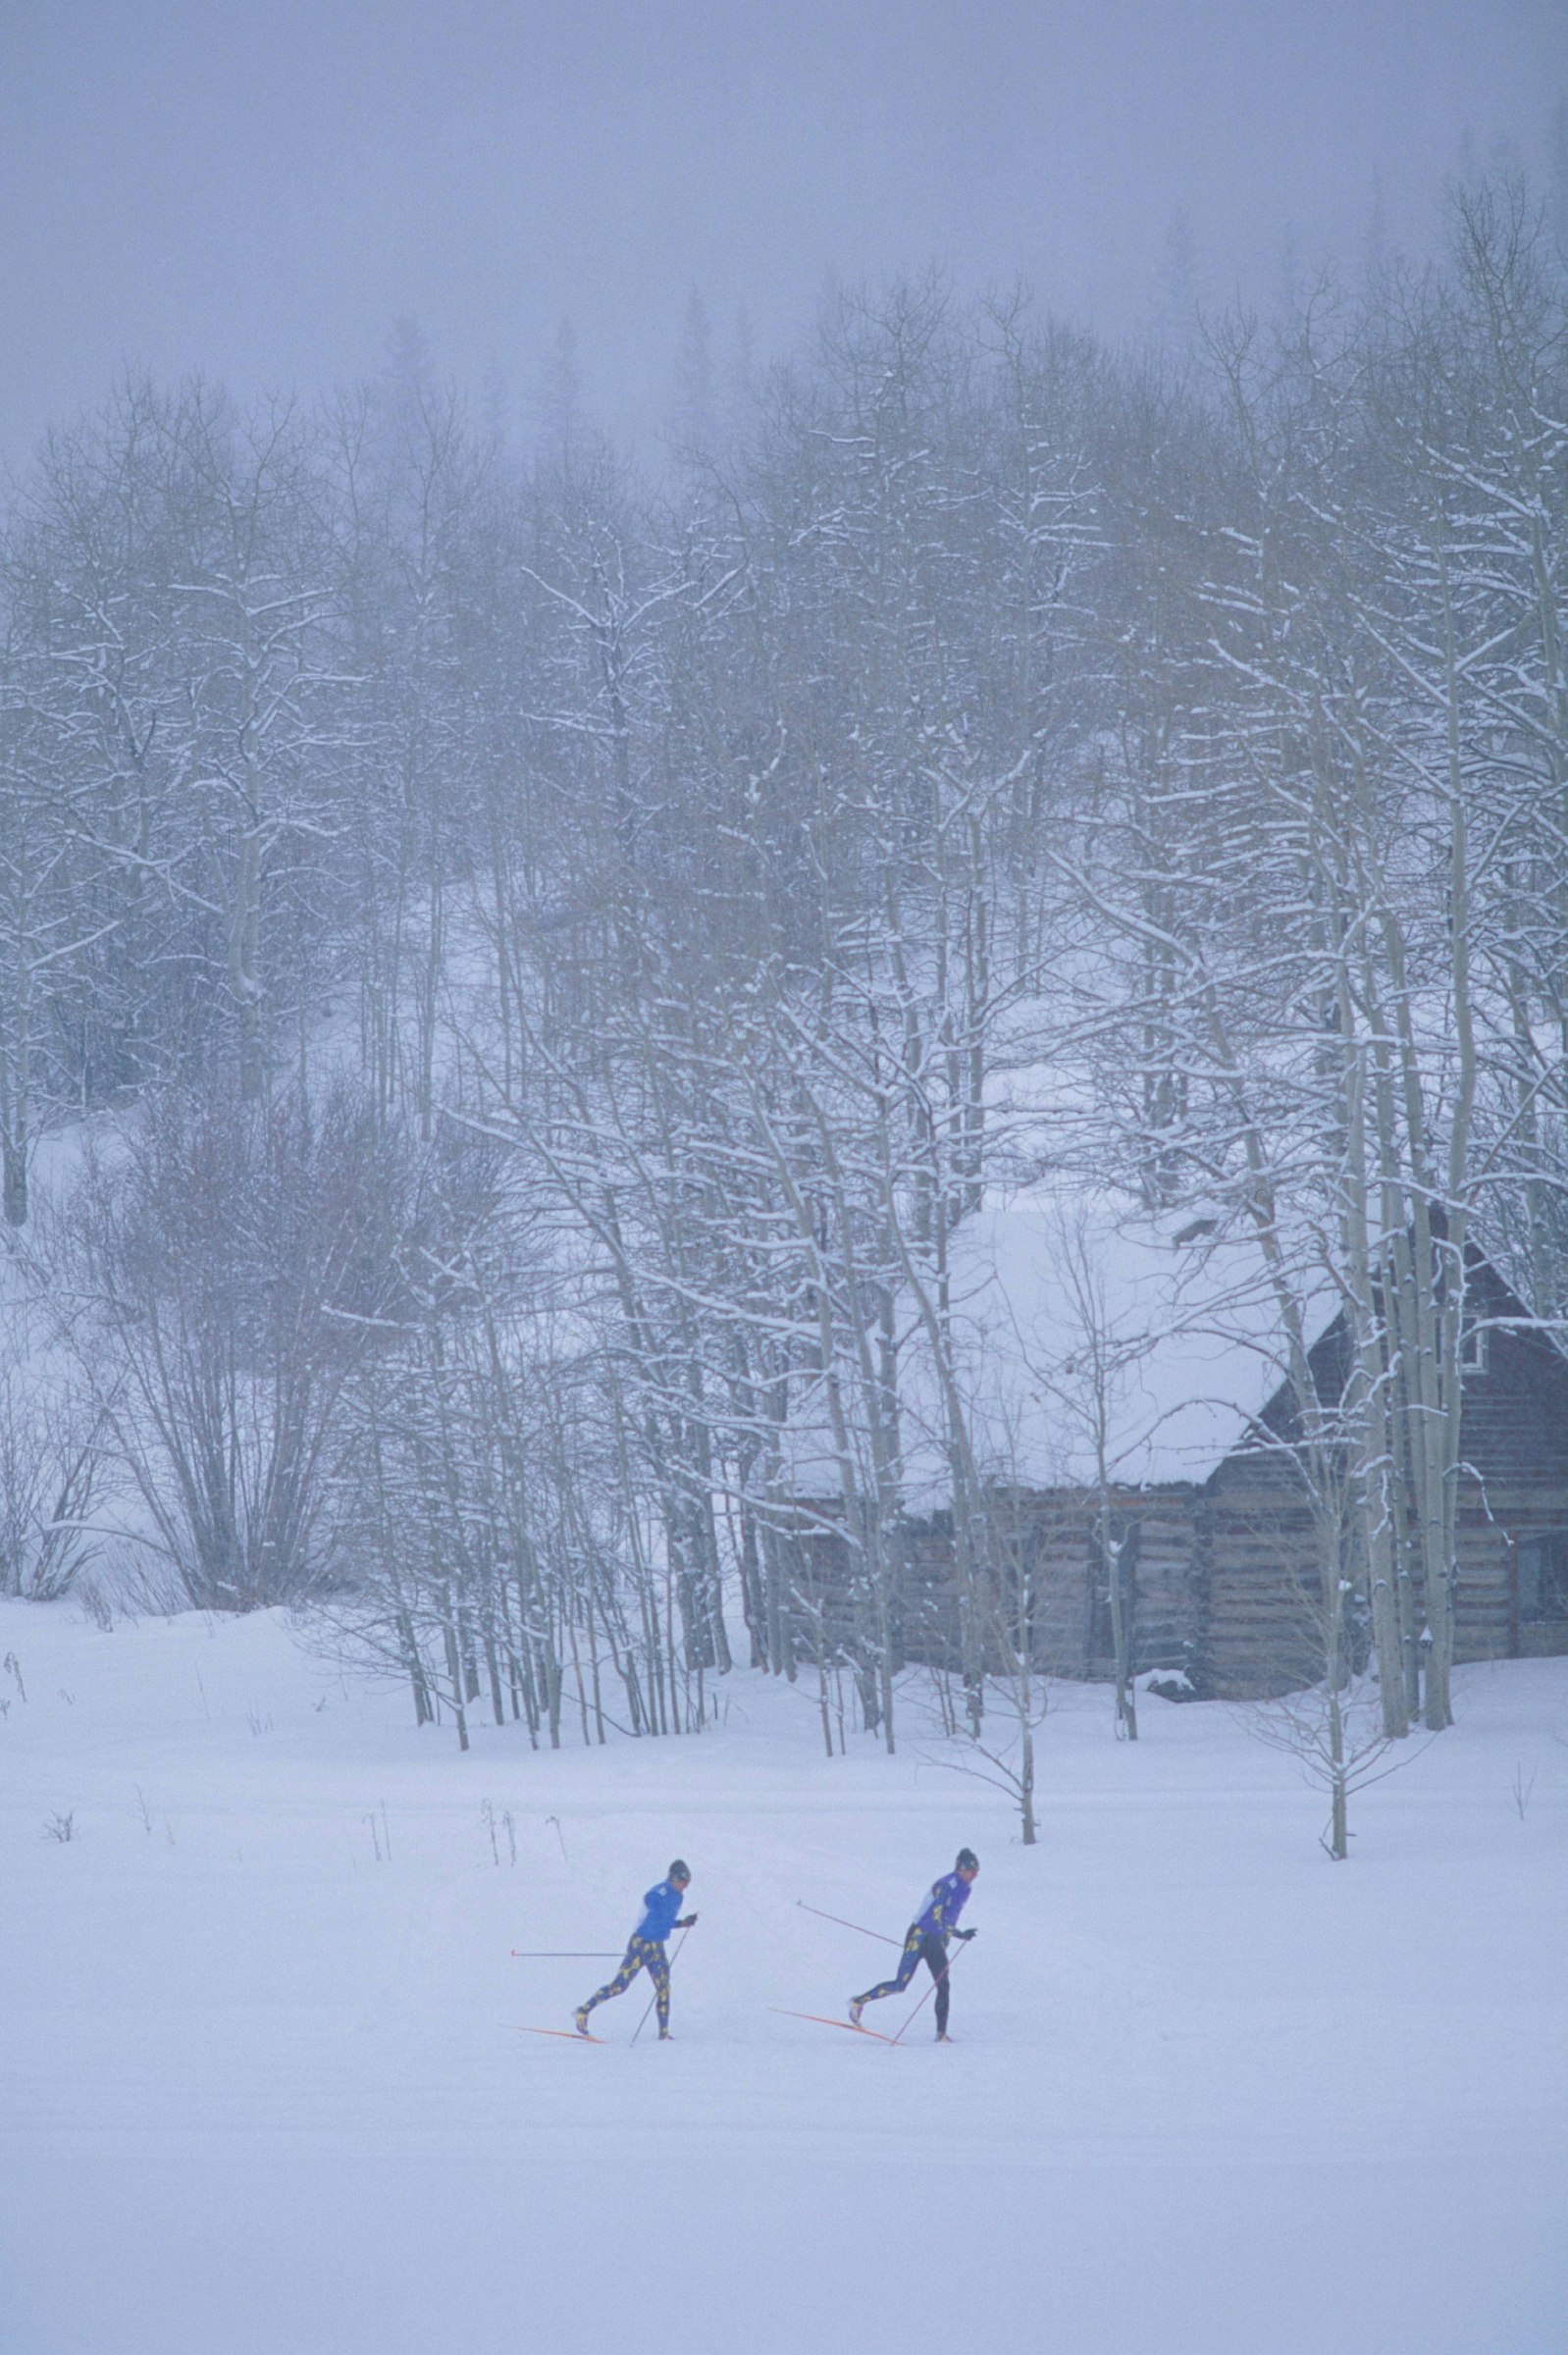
[
  {"x1": 850, "y1": 1849, "x2": 978, "y2": 2041},
  {"x1": 575, "y1": 1861, "x2": 697, "y2": 2039}
]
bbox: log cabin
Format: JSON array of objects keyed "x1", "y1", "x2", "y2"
[{"x1": 777, "y1": 1202, "x2": 1568, "y2": 1700}]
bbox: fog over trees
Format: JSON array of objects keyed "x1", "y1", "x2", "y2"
[{"x1": 2, "y1": 182, "x2": 1564, "y2": 1775}]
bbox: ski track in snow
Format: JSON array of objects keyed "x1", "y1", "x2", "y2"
[{"x1": 1, "y1": 1597, "x2": 1564, "y2": 2354}]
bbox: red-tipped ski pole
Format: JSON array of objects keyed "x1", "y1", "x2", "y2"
[
  {"x1": 890, "y1": 1935, "x2": 971, "y2": 2046},
  {"x1": 796, "y1": 1899, "x2": 902, "y2": 1948},
  {"x1": 632, "y1": 1923, "x2": 691, "y2": 2045},
  {"x1": 510, "y1": 1950, "x2": 621, "y2": 1960}
]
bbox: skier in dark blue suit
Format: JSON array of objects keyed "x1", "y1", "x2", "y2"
[
  {"x1": 575, "y1": 1861, "x2": 697, "y2": 2039},
  {"x1": 850, "y1": 1849, "x2": 978, "y2": 2040}
]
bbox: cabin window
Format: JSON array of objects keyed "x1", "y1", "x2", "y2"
[
  {"x1": 1517, "y1": 1535, "x2": 1568, "y2": 1622},
  {"x1": 1460, "y1": 1323, "x2": 1489, "y2": 1373}
]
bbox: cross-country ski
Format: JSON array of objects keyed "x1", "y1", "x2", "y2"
[{"x1": 769, "y1": 2009, "x2": 898, "y2": 2043}]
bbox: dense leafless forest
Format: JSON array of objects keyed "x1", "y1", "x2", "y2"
[{"x1": 2, "y1": 181, "x2": 1563, "y2": 1775}]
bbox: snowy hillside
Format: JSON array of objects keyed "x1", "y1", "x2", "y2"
[{"x1": 2, "y1": 1596, "x2": 1564, "y2": 2355}]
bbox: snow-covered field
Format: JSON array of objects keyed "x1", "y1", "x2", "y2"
[{"x1": 2, "y1": 1598, "x2": 1564, "y2": 2355}]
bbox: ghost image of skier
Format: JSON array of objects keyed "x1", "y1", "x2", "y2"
[
  {"x1": 850, "y1": 1849, "x2": 978, "y2": 2041},
  {"x1": 575, "y1": 1860, "x2": 697, "y2": 2039}
]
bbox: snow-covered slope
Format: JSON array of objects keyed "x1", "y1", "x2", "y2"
[{"x1": 2, "y1": 1597, "x2": 1564, "y2": 2355}]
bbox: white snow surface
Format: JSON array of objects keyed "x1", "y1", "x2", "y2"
[
  {"x1": 2, "y1": 1597, "x2": 1564, "y2": 2355},
  {"x1": 785, "y1": 1191, "x2": 1336, "y2": 1503}
]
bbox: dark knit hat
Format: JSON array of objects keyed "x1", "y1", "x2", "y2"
[
  {"x1": 668, "y1": 1858, "x2": 691, "y2": 1883},
  {"x1": 956, "y1": 1848, "x2": 979, "y2": 1871}
]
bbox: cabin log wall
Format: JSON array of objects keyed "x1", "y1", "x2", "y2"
[{"x1": 773, "y1": 1286, "x2": 1568, "y2": 1699}]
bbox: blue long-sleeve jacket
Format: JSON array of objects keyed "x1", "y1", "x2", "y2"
[
  {"x1": 912, "y1": 1871, "x2": 971, "y2": 1939},
  {"x1": 634, "y1": 1879, "x2": 687, "y2": 1944}
]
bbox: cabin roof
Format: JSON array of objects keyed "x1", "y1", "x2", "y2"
[{"x1": 782, "y1": 1187, "x2": 1337, "y2": 1506}]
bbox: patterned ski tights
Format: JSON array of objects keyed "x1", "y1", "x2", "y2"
[
  {"x1": 581, "y1": 1936, "x2": 671, "y2": 2031},
  {"x1": 856, "y1": 1929, "x2": 952, "y2": 2034}
]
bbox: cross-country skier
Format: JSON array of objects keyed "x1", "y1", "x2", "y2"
[
  {"x1": 849, "y1": 1849, "x2": 978, "y2": 2041},
  {"x1": 574, "y1": 1860, "x2": 697, "y2": 2040}
]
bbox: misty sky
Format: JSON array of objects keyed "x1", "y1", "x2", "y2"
[{"x1": 2, "y1": 0, "x2": 1563, "y2": 463}]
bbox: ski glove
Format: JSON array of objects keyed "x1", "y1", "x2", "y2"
[
  {"x1": 956, "y1": 1927, "x2": 977, "y2": 1941},
  {"x1": 675, "y1": 1913, "x2": 698, "y2": 1929}
]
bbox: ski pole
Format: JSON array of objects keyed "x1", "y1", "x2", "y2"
[
  {"x1": 796, "y1": 1899, "x2": 902, "y2": 1948},
  {"x1": 890, "y1": 1934, "x2": 971, "y2": 2046},
  {"x1": 510, "y1": 1950, "x2": 620, "y2": 1960},
  {"x1": 632, "y1": 1923, "x2": 691, "y2": 2045}
]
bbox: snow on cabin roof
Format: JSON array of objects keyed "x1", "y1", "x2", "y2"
[{"x1": 782, "y1": 1188, "x2": 1336, "y2": 1506}]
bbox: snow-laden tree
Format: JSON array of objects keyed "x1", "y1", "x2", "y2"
[{"x1": 0, "y1": 183, "x2": 1559, "y2": 1820}]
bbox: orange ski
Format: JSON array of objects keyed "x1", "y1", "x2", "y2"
[
  {"x1": 770, "y1": 2008, "x2": 897, "y2": 2043},
  {"x1": 509, "y1": 2024, "x2": 603, "y2": 2042}
]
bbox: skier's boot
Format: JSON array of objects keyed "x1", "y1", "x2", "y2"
[
  {"x1": 849, "y1": 1998, "x2": 864, "y2": 2028},
  {"x1": 574, "y1": 2007, "x2": 592, "y2": 2038}
]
